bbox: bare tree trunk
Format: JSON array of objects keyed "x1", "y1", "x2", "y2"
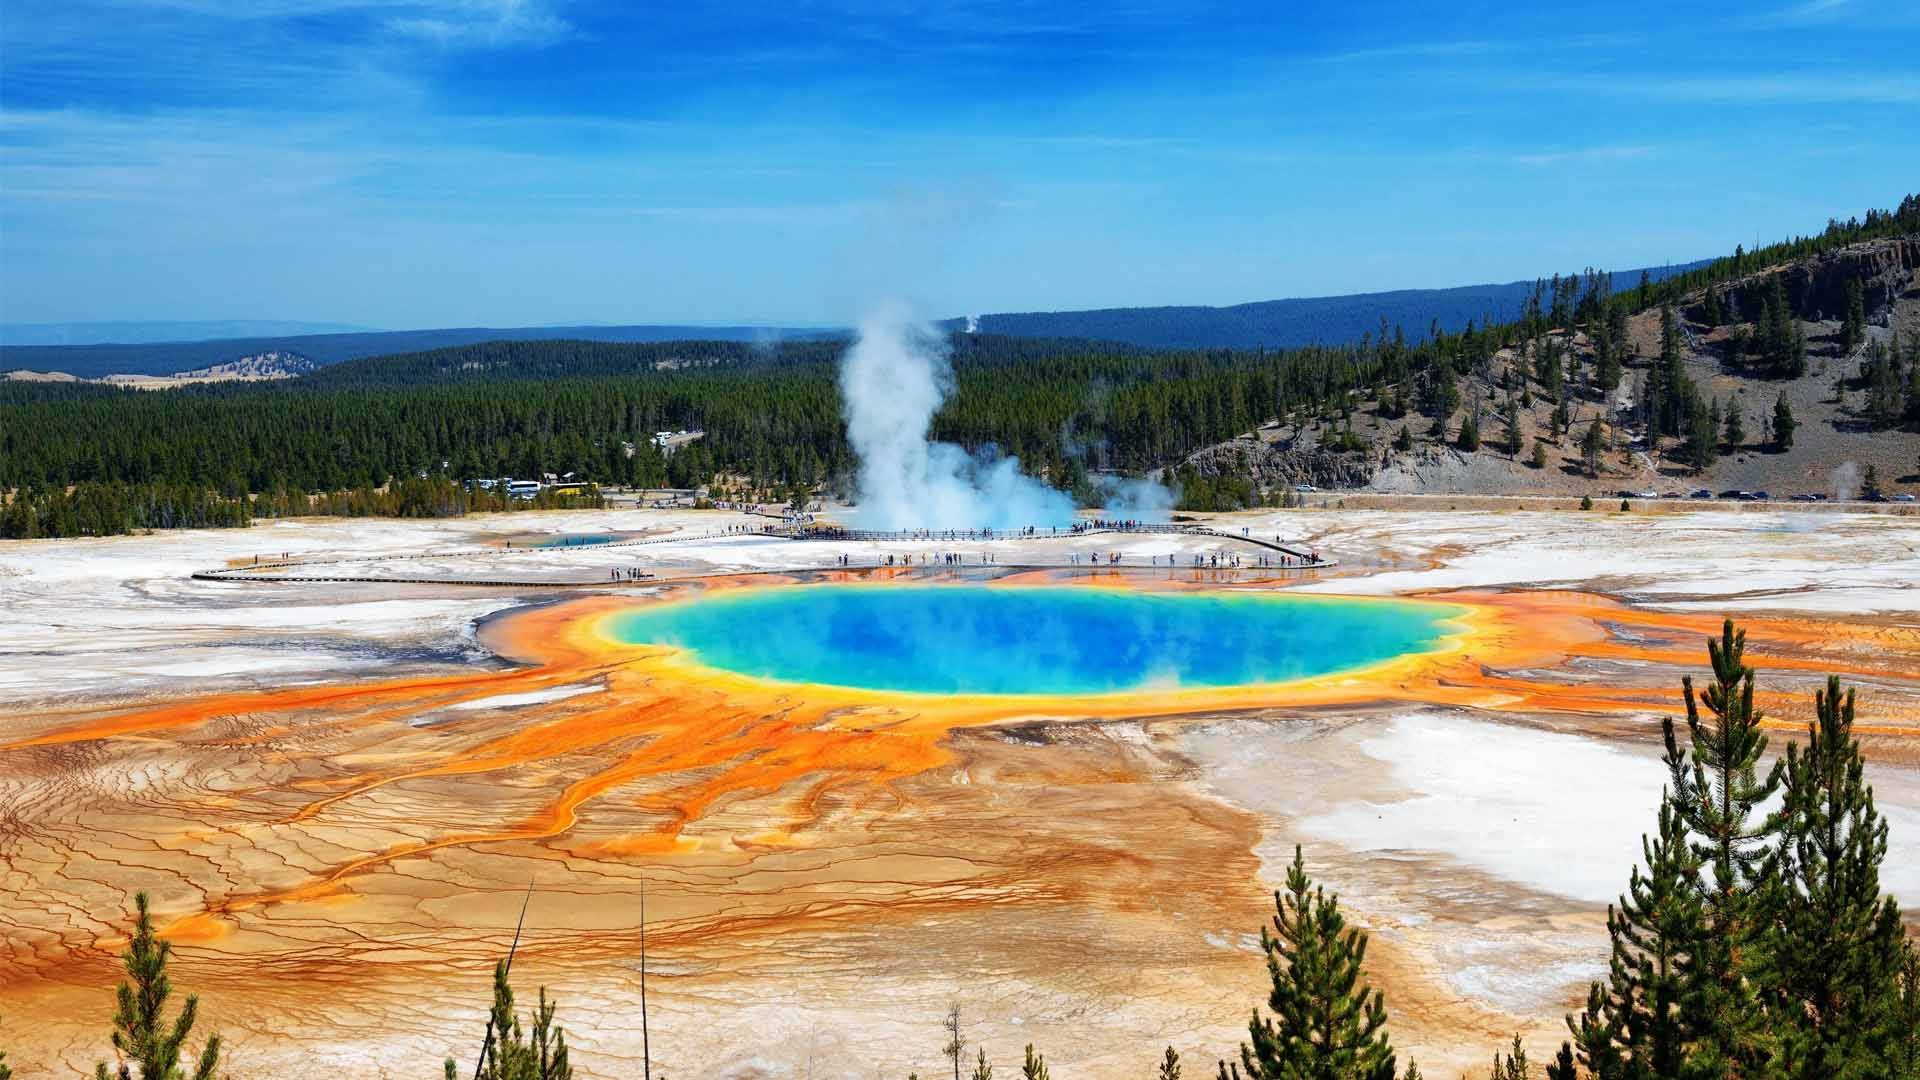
[{"x1": 640, "y1": 877, "x2": 652, "y2": 1080}]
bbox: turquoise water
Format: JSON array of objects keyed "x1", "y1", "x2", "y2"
[
  {"x1": 606, "y1": 585, "x2": 1460, "y2": 695},
  {"x1": 534, "y1": 533, "x2": 622, "y2": 548}
]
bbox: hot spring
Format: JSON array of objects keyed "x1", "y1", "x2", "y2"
[
  {"x1": 531, "y1": 532, "x2": 625, "y2": 548},
  {"x1": 604, "y1": 584, "x2": 1466, "y2": 695}
]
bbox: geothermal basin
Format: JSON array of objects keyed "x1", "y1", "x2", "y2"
[{"x1": 4, "y1": 506, "x2": 1920, "y2": 1080}]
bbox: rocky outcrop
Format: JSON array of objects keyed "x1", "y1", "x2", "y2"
[
  {"x1": 1723, "y1": 237, "x2": 1920, "y2": 322},
  {"x1": 178, "y1": 350, "x2": 319, "y2": 380},
  {"x1": 1179, "y1": 438, "x2": 1378, "y2": 490}
]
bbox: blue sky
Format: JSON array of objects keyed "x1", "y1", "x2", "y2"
[{"x1": 3, "y1": 0, "x2": 1917, "y2": 329}]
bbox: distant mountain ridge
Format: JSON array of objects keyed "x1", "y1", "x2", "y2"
[
  {"x1": 0, "y1": 320, "x2": 378, "y2": 346},
  {"x1": 940, "y1": 261, "x2": 1714, "y2": 349},
  {"x1": 1, "y1": 262, "x2": 1716, "y2": 379},
  {"x1": 0, "y1": 324, "x2": 842, "y2": 380}
]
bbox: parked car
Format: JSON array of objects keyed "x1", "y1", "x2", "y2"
[
  {"x1": 1691, "y1": 489, "x2": 1714, "y2": 499},
  {"x1": 1894, "y1": 494, "x2": 1916, "y2": 503},
  {"x1": 1752, "y1": 491, "x2": 1770, "y2": 500},
  {"x1": 1792, "y1": 493, "x2": 1819, "y2": 501},
  {"x1": 1293, "y1": 483, "x2": 1317, "y2": 493}
]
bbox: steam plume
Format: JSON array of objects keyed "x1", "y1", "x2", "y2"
[
  {"x1": 1096, "y1": 473, "x2": 1177, "y2": 523},
  {"x1": 1831, "y1": 461, "x2": 1861, "y2": 502},
  {"x1": 840, "y1": 303, "x2": 1074, "y2": 529}
]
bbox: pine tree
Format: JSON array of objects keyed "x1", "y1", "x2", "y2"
[
  {"x1": 1641, "y1": 372, "x2": 1665, "y2": 442},
  {"x1": 1862, "y1": 341, "x2": 1904, "y2": 428},
  {"x1": 1566, "y1": 798, "x2": 1706, "y2": 1079},
  {"x1": 1841, "y1": 276, "x2": 1866, "y2": 354},
  {"x1": 1761, "y1": 275, "x2": 1803, "y2": 376},
  {"x1": 1862, "y1": 465, "x2": 1882, "y2": 500},
  {"x1": 1686, "y1": 407, "x2": 1717, "y2": 474},
  {"x1": 1543, "y1": 1045, "x2": 1576, "y2": 1080},
  {"x1": 1021, "y1": 1044, "x2": 1049, "y2": 1080},
  {"x1": 1458, "y1": 410, "x2": 1481, "y2": 452},
  {"x1": 1482, "y1": 1037, "x2": 1543, "y2": 1076},
  {"x1": 1425, "y1": 362, "x2": 1461, "y2": 427},
  {"x1": 1597, "y1": 335, "x2": 1624, "y2": 394},
  {"x1": 1773, "y1": 394, "x2": 1796, "y2": 451},
  {"x1": 972, "y1": 1048, "x2": 994, "y2": 1080},
  {"x1": 1536, "y1": 340, "x2": 1565, "y2": 396},
  {"x1": 451, "y1": 961, "x2": 574, "y2": 1080},
  {"x1": 1723, "y1": 404, "x2": 1744, "y2": 449},
  {"x1": 1581, "y1": 418, "x2": 1604, "y2": 477},
  {"x1": 529, "y1": 988, "x2": 571, "y2": 1080},
  {"x1": 944, "y1": 1003, "x2": 964, "y2": 1080},
  {"x1": 1660, "y1": 304, "x2": 1682, "y2": 370},
  {"x1": 1907, "y1": 335, "x2": 1920, "y2": 426},
  {"x1": 1662, "y1": 619, "x2": 1783, "y2": 1074},
  {"x1": 93, "y1": 893, "x2": 222, "y2": 1080},
  {"x1": 1488, "y1": 1036, "x2": 1530, "y2": 1080},
  {"x1": 1768, "y1": 676, "x2": 1910, "y2": 1077},
  {"x1": 1159, "y1": 1047, "x2": 1183, "y2": 1080},
  {"x1": 1892, "y1": 943, "x2": 1920, "y2": 1077},
  {"x1": 1220, "y1": 847, "x2": 1396, "y2": 1080}
]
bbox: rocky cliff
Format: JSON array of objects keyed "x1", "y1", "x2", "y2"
[
  {"x1": 1721, "y1": 237, "x2": 1920, "y2": 322},
  {"x1": 1179, "y1": 438, "x2": 1379, "y2": 490}
]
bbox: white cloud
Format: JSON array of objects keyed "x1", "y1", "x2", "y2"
[
  {"x1": 1626, "y1": 74, "x2": 1920, "y2": 105},
  {"x1": 1751, "y1": 0, "x2": 1852, "y2": 25},
  {"x1": 386, "y1": 0, "x2": 572, "y2": 48},
  {"x1": 21, "y1": 0, "x2": 574, "y2": 53},
  {"x1": 1315, "y1": 32, "x2": 1637, "y2": 65},
  {"x1": 1505, "y1": 144, "x2": 1660, "y2": 167}
]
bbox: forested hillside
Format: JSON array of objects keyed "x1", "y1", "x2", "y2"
[
  {"x1": 1171, "y1": 212, "x2": 1920, "y2": 507},
  {"x1": 2, "y1": 195, "x2": 1916, "y2": 537},
  {"x1": 0, "y1": 332, "x2": 1304, "y2": 499}
]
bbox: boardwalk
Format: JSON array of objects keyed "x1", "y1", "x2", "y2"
[{"x1": 194, "y1": 522, "x2": 1332, "y2": 589}]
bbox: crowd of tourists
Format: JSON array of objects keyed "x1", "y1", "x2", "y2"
[
  {"x1": 834, "y1": 551, "x2": 1004, "y2": 567},
  {"x1": 1070, "y1": 518, "x2": 1163, "y2": 533}
]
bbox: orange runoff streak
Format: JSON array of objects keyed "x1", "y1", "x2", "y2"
[{"x1": 7, "y1": 575, "x2": 1918, "y2": 932}]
